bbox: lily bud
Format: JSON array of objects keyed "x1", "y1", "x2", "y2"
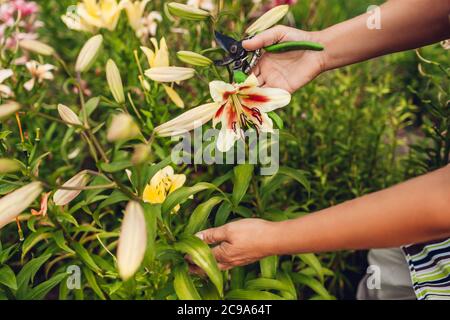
[
  {"x1": 0, "y1": 158, "x2": 21, "y2": 174},
  {"x1": 19, "y1": 39, "x2": 55, "y2": 56},
  {"x1": 106, "y1": 59, "x2": 125, "y2": 104},
  {"x1": 144, "y1": 66, "x2": 195, "y2": 82},
  {"x1": 245, "y1": 5, "x2": 289, "y2": 36},
  {"x1": 0, "y1": 101, "x2": 20, "y2": 121},
  {"x1": 0, "y1": 182, "x2": 43, "y2": 229},
  {"x1": 167, "y1": 2, "x2": 210, "y2": 21},
  {"x1": 176, "y1": 51, "x2": 212, "y2": 67},
  {"x1": 107, "y1": 113, "x2": 140, "y2": 142},
  {"x1": 58, "y1": 104, "x2": 82, "y2": 127},
  {"x1": 138, "y1": 75, "x2": 151, "y2": 91},
  {"x1": 117, "y1": 201, "x2": 147, "y2": 280},
  {"x1": 53, "y1": 170, "x2": 90, "y2": 206},
  {"x1": 75, "y1": 34, "x2": 103, "y2": 73},
  {"x1": 131, "y1": 144, "x2": 152, "y2": 165}
]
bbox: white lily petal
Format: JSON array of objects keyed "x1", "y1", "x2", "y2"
[
  {"x1": 155, "y1": 102, "x2": 219, "y2": 136},
  {"x1": 239, "y1": 87, "x2": 291, "y2": 113},
  {"x1": 216, "y1": 128, "x2": 239, "y2": 152},
  {"x1": 145, "y1": 66, "x2": 195, "y2": 82},
  {"x1": 209, "y1": 80, "x2": 235, "y2": 103},
  {"x1": 0, "y1": 69, "x2": 13, "y2": 83}
]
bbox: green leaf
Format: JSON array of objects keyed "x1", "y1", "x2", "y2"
[
  {"x1": 230, "y1": 267, "x2": 245, "y2": 290},
  {"x1": 232, "y1": 164, "x2": 254, "y2": 206},
  {"x1": 291, "y1": 273, "x2": 334, "y2": 300},
  {"x1": 214, "y1": 201, "x2": 232, "y2": 227},
  {"x1": 83, "y1": 267, "x2": 106, "y2": 300},
  {"x1": 173, "y1": 236, "x2": 223, "y2": 297},
  {"x1": 277, "y1": 167, "x2": 310, "y2": 194},
  {"x1": 21, "y1": 230, "x2": 52, "y2": 259},
  {"x1": 72, "y1": 243, "x2": 102, "y2": 274},
  {"x1": 97, "y1": 190, "x2": 129, "y2": 210},
  {"x1": 99, "y1": 160, "x2": 133, "y2": 173},
  {"x1": 54, "y1": 231, "x2": 75, "y2": 254},
  {"x1": 173, "y1": 264, "x2": 202, "y2": 300},
  {"x1": 226, "y1": 289, "x2": 285, "y2": 300},
  {"x1": 85, "y1": 96, "x2": 100, "y2": 117},
  {"x1": 23, "y1": 273, "x2": 67, "y2": 300},
  {"x1": 260, "y1": 255, "x2": 278, "y2": 279},
  {"x1": 16, "y1": 254, "x2": 51, "y2": 298},
  {"x1": 245, "y1": 278, "x2": 290, "y2": 293},
  {"x1": 184, "y1": 196, "x2": 223, "y2": 235},
  {"x1": 268, "y1": 111, "x2": 284, "y2": 129},
  {"x1": 142, "y1": 203, "x2": 159, "y2": 265},
  {"x1": 297, "y1": 253, "x2": 323, "y2": 282},
  {"x1": 0, "y1": 265, "x2": 17, "y2": 290},
  {"x1": 162, "y1": 182, "x2": 214, "y2": 214}
]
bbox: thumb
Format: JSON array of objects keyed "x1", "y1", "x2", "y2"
[
  {"x1": 196, "y1": 226, "x2": 228, "y2": 245},
  {"x1": 242, "y1": 26, "x2": 286, "y2": 51}
]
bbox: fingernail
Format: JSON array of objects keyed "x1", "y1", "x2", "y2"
[{"x1": 195, "y1": 232, "x2": 204, "y2": 240}]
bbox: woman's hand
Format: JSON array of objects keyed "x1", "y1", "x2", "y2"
[
  {"x1": 243, "y1": 25, "x2": 327, "y2": 93},
  {"x1": 196, "y1": 219, "x2": 278, "y2": 270}
]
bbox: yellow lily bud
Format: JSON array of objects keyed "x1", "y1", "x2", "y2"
[
  {"x1": 117, "y1": 201, "x2": 147, "y2": 280},
  {"x1": 144, "y1": 66, "x2": 195, "y2": 83},
  {"x1": 0, "y1": 159, "x2": 21, "y2": 174},
  {"x1": 0, "y1": 182, "x2": 43, "y2": 229},
  {"x1": 163, "y1": 85, "x2": 184, "y2": 108},
  {"x1": 0, "y1": 101, "x2": 20, "y2": 121},
  {"x1": 176, "y1": 51, "x2": 212, "y2": 67},
  {"x1": 75, "y1": 34, "x2": 103, "y2": 73},
  {"x1": 131, "y1": 144, "x2": 152, "y2": 165},
  {"x1": 53, "y1": 170, "x2": 90, "y2": 206},
  {"x1": 167, "y1": 2, "x2": 210, "y2": 21},
  {"x1": 245, "y1": 5, "x2": 289, "y2": 36},
  {"x1": 107, "y1": 113, "x2": 140, "y2": 142},
  {"x1": 106, "y1": 59, "x2": 125, "y2": 104},
  {"x1": 19, "y1": 39, "x2": 55, "y2": 56},
  {"x1": 57, "y1": 104, "x2": 82, "y2": 127}
]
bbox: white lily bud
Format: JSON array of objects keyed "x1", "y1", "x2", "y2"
[
  {"x1": 117, "y1": 201, "x2": 147, "y2": 280},
  {"x1": 53, "y1": 170, "x2": 90, "y2": 206},
  {"x1": 107, "y1": 113, "x2": 140, "y2": 142},
  {"x1": 0, "y1": 182, "x2": 43, "y2": 229},
  {"x1": 106, "y1": 59, "x2": 125, "y2": 104},
  {"x1": 57, "y1": 104, "x2": 82, "y2": 127},
  {"x1": 245, "y1": 5, "x2": 289, "y2": 36},
  {"x1": 19, "y1": 39, "x2": 55, "y2": 56},
  {"x1": 131, "y1": 144, "x2": 152, "y2": 165},
  {"x1": 167, "y1": 2, "x2": 210, "y2": 21},
  {"x1": 0, "y1": 101, "x2": 20, "y2": 121},
  {"x1": 0, "y1": 158, "x2": 21, "y2": 174},
  {"x1": 144, "y1": 66, "x2": 195, "y2": 83},
  {"x1": 176, "y1": 51, "x2": 212, "y2": 67},
  {"x1": 75, "y1": 34, "x2": 103, "y2": 73}
]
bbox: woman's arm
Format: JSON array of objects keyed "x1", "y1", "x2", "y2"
[
  {"x1": 321, "y1": 0, "x2": 450, "y2": 71},
  {"x1": 243, "y1": 0, "x2": 450, "y2": 92},
  {"x1": 198, "y1": 166, "x2": 450, "y2": 270}
]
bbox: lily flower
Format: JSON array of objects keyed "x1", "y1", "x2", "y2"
[
  {"x1": 136, "y1": 11, "x2": 162, "y2": 40},
  {"x1": 141, "y1": 38, "x2": 194, "y2": 108},
  {"x1": 123, "y1": 0, "x2": 149, "y2": 30},
  {"x1": 23, "y1": 60, "x2": 56, "y2": 91},
  {"x1": 62, "y1": 0, "x2": 124, "y2": 32},
  {"x1": 154, "y1": 74, "x2": 291, "y2": 152},
  {"x1": 53, "y1": 170, "x2": 90, "y2": 206},
  {"x1": 0, "y1": 69, "x2": 14, "y2": 98},
  {"x1": 143, "y1": 166, "x2": 186, "y2": 212}
]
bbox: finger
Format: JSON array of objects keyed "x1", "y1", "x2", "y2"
[
  {"x1": 242, "y1": 25, "x2": 287, "y2": 50},
  {"x1": 196, "y1": 226, "x2": 227, "y2": 245},
  {"x1": 188, "y1": 263, "x2": 207, "y2": 276},
  {"x1": 256, "y1": 75, "x2": 266, "y2": 86},
  {"x1": 252, "y1": 64, "x2": 261, "y2": 77},
  {"x1": 211, "y1": 244, "x2": 229, "y2": 263}
]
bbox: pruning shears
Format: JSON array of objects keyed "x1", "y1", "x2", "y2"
[{"x1": 214, "y1": 31, "x2": 324, "y2": 83}]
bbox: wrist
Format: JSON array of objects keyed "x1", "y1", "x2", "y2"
[
  {"x1": 311, "y1": 28, "x2": 336, "y2": 73},
  {"x1": 262, "y1": 220, "x2": 289, "y2": 256}
]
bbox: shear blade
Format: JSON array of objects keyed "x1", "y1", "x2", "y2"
[{"x1": 214, "y1": 31, "x2": 240, "y2": 53}]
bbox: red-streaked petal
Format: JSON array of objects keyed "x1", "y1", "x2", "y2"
[
  {"x1": 209, "y1": 80, "x2": 235, "y2": 103},
  {"x1": 239, "y1": 87, "x2": 291, "y2": 112}
]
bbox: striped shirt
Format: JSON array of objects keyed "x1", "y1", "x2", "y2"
[{"x1": 402, "y1": 238, "x2": 450, "y2": 300}]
